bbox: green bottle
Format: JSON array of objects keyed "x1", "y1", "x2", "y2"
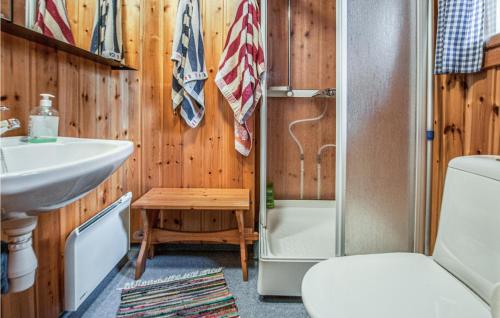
[{"x1": 266, "y1": 183, "x2": 275, "y2": 209}]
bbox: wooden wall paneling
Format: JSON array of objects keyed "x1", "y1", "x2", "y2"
[
  {"x1": 2, "y1": 4, "x2": 143, "y2": 313},
  {"x1": 430, "y1": 74, "x2": 445, "y2": 251},
  {"x1": 0, "y1": 35, "x2": 30, "y2": 135},
  {"x1": 0, "y1": 34, "x2": 36, "y2": 318},
  {"x1": 0, "y1": 47, "x2": 142, "y2": 318},
  {"x1": 266, "y1": 0, "x2": 336, "y2": 201},
  {"x1": 122, "y1": 0, "x2": 143, "y2": 238},
  {"x1": 78, "y1": 58, "x2": 99, "y2": 223},
  {"x1": 29, "y1": 43, "x2": 63, "y2": 318},
  {"x1": 56, "y1": 50, "x2": 81, "y2": 310},
  {"x1": 12, "y1": 0, "x2": 26, "y2": 26},
  {"x1": 57, "y1": 52, "x2": 81, "y2": 138},
  {"x1": 114, "y1": 72, "x2": 133, "y2": 202},
  {"x1": 484, "y1": 68, "x2": 499, "y2": 153},
  {"x1": 267, "y1": 0, "x2": 336, "y2": 88},
  {"x1": 122, "y1": 0, "x2": 142, "y2": 69},
  {"x1": 96, "y1": 64, "x2": 112, "y2": 211},
  {"x1": 267, "y1": 100, "x2": 297, "y2": 199},
  {"x1": 66, "y1": 0, "x2": 81, "y2": 44},
  {"x1": 431, "y1": 69, "x2": 500, "y2": 252},
  {"x1": 267, "y1": 0, "x2": 288, "y2": 86},
  {"x1": 291, "y1": 0, "x2": 321, "y2": 88},
  {"x1": 317, "y1": 99, "x2": 336, "y2": 199},
  {"x1": 484, "y1": 46, "x2": 500, "y2": 69},
  {"x1": 140, "y1": 0, "x2": 163, "y2": 193},
  {"x1": 34, "y1": 213, "x2": 62, "y2": 318},
  {"x1": 126, "y1": 70, "x2": 143, "y2": 238},
  {"x1": 110, "y1": 71, "x2": 123, "y2": 200},
  {"x1": 493, "y1": 69, "x2": 500, "y2": 153},
  {"x1": 267, "y1": 99, "x2": 336, "y2": 200},
  {"x1": 2, "y1": 0, "x2": 263, "y2": 314},
  {"x1": 229, "y1": 0, "x2": 258, "y2": 227},
  {"x1": 200, "y1": 0, "x2": 224, "y2": 232},
  {"x1": 138, "y1": 0, "x2": 164, "y2": 243},
  {"x1": 315, "y1": 0, "x2": 336, "y2": 87},
  {"x1": 253, "y1": 106, "x2": 261, "y2": 227},
  {"x1": 465, "y1": 71, "x2": 490, "y2": 155},
  {"x1": 177, "y1": 0, "x2": 203, "y2": 234},
  {"x1": 160, "y1": 0, "x2": 183, "y2": 231},
  {"x1": 220, "y1": 0, "x2": 243, "y2": 230},
  {"x1": 430, "y1": 74, "x2": 466, "y2": 250},
  {"x1": 266, "y1": 99, "x2": 287, "y2": 195},
  {"x1": 0, "y1": 288, "x2": 36, "y2": 318},
  {"x1": 77, "y1": 0, "x2": 96, "y2": 50},
  {"x1": 241, "y1": 148, "x2": 256, "y2": 225}
]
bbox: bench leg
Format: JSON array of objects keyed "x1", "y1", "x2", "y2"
[
  {"x1": 135, "y1": 209, "x2": 158, "y2": 279},
  {"x1": 148, "y1": 210, "x2": 160, "y2": 259},
  {"x1": 235, "y1": 210, "x2": 248, "y2": 281}
]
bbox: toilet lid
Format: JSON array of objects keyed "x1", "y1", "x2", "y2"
[{"x1": 302, "y1": 253, "x2": 490, "y2": 318}]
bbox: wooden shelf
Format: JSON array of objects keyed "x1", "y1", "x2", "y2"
[
  {"x1": 485, "y1": 34, "x2": 500, "y2": 69},
  {"x1": 1, "y1": 19, "x2": 136, "y2": 71}
]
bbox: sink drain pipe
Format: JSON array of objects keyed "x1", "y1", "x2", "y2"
[{"x1": 2, "y1": 214, "x2": 38, "y2": 293}]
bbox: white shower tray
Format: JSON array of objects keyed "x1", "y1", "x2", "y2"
[{"x1": 258, "y1": 200, "x2": 336, "y2": 296}]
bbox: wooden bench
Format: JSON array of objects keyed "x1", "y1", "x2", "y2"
[{"x1": 132, "y1": 188, "x2": 258, "y2": 281}]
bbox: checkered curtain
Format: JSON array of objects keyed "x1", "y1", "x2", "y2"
[{"x1": 435, "y1": 0, "x2": 486, "y2": 74}]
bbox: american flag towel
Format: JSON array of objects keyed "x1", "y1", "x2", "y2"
[
  {"x1": 34, "y1": 0, "x2": 75, "y2": 45},
  {"x1": 215, "y1": 0, "x2": 265, "y2": 156},
  {"x1": 90, "y1": 0, "x2": 123, "y2": 61},
  {"x1": 172, "y1": 0, "x2": 207, "y2": 128},
  {"x1": 434, "y1": 0, "x2": 486, "y2": 74}
]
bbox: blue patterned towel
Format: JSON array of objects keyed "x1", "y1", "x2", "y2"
[
  {"x1": 172, "y1": 0, "x2": 207, "y2": 128},
  {"x1": 435, "y1": 0, "x2": 485, "y2": 74},
  {"x1": 90, "y1": 0, "x2": 123, "y2": 61}
]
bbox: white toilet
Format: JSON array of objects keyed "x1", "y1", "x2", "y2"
[{"x1": 302, "y1": 156, "x2": 500, "y2": 318}]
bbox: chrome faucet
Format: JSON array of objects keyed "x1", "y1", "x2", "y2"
[{"x1": 0, "y1": 106, "x2": 21, "y2": 136}]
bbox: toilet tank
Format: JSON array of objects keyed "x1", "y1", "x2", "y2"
[{"x1": 433, "y1": 156, "x2": 500, "y2": 305}]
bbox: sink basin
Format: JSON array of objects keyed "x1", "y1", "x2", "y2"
[{"x1": 1, "y1": 137, "x2": 133, "y2": 214}]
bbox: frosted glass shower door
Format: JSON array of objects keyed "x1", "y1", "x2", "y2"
[{"x1": 336, "y1": 0, "x2": 428, "y2": 255}]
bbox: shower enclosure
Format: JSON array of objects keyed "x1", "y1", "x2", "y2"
[
  {"x1": 258, "y1": 0, "x2": 337, "y2": 296},
  {"x1": 258, "y1": 0, "x2": 429, "y2": 297}
]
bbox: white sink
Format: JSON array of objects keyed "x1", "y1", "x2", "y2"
[
  {"x1": 1, "y1": 137, "x2": 133, "y2": 214},
  {"x1": 0, "y1": 136, "x2": 133, "y2": 293}
]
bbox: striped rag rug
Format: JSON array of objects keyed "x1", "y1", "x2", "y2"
[{"x1": 117, "y1": 268, "x2": 239, "y2": 317}]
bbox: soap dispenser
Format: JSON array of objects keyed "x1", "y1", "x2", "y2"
[{"x1": 28, "y1": 94, "x2": 59, "y2": 143}]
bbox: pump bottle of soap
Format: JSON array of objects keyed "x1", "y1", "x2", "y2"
[{"x1": 28, "y1": 94, "x2": 59, "y2": 143}]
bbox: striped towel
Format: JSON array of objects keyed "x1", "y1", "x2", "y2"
[
  {"x1": 90, "y1": 0, "x2": 123, "y2": 61},
  {"x1": 216, "y1": 0, "x2": 265, "y2": 156},
  {"x1": 34, "y1": 0, "x2": 75, "y2": 45},
  {"x1": 172, "y1": 0, "x2": 207, "y2": 128}
]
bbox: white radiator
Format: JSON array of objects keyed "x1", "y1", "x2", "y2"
[{"x1": 64, "y1": 192, "x2": 132, "y2": 311}]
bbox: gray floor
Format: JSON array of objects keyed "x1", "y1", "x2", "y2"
[{"x1": 82, "y1": 246, "x2": 308, "y2": 318}]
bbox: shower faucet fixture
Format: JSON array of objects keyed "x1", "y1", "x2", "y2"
[{"x1": 314, "y1": 88, "x2": 336, "y2": 98}]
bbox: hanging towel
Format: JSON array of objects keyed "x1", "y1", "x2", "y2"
[
  {"x1": 435, "y1": 0, "x2": 486, "y2": 74},
  {"x1": 34, "y1": 0, "x2": 75, "y2": 45},
  {"x1": 90, "y1": 0, "x2": 123, "y2": 61},
  {"x1": 215, "y1": 0, "x2": 265, "y2": 156},
  {"x1": 171, "y1": 0, "x2": 207, "y2": 128}
]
